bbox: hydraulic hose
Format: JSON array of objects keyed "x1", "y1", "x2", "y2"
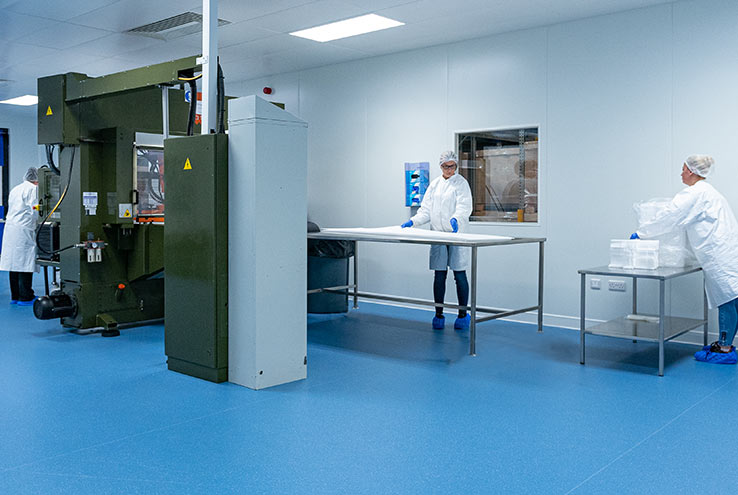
[
  {"x1": 35, "y1": 146, "x2": 77, "y2": 256},
  {"x1": 45, "y1": 144, "x2": 61, "y2": 176},
  {"x1": 217, "y1": 61, "x2": 225, "y2": 134}
]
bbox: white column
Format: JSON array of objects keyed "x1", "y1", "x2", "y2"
[{"x1": 200, "y1": 0, "x2": 218, "y2": 134}]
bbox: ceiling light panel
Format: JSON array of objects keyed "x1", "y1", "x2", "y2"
[
  {"x1": 0, "y1": 94, "x2": 38, "y2": 106},
  {"x1": 290, "y1": 14, "x2": 404, "y2": 42}
]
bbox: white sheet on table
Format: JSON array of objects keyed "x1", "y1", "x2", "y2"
[{"x1": 319, "y1": 226, "x2": 512, "y2": 242}]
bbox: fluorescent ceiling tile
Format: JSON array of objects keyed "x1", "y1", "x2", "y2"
[
  {"x1": 290, "y1": 14, "x2": 404, "y2": 42},
  {"x1": 0, "y1": 94, "x2": 38, "y2": 106}
]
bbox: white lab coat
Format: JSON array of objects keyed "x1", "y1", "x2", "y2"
[
  {"x1": 0, "y1": 180, "x2": 38, "y2": 273},
  {"x1": 637, "y1": 180, "x2": 738, "y2": 308},
  {"x1": 410, "y1": 173, "x2": 473, "y2": 270}
]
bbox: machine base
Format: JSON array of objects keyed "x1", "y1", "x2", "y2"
[{"x1": 167, "y1": 357, "x2": 228, "y2": 383}]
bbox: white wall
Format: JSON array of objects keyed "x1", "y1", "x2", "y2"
[
  {"x1": 230, "y1": 0, "x2": 737, "y2": 337},
  {"x1": 0, "y1": 105, "x2": 42, "y2": 194}
]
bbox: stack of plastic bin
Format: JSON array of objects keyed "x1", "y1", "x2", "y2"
[{"x1": 609, "y1": 239, "x2": 659, "y2": 269}]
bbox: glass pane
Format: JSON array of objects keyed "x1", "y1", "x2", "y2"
[
  {"x1": 457, "y1": 127, "x2": 538, "y2": 223},
  {"x1": 136, "y1": 148, "x2": 165, "y2": 217}
]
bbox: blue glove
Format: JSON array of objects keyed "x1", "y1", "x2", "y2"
[
  {"x1": 401, "y1": 220, "x2": 413, "y2": 228},
  {"x1": 450, "y1": 218, "x2": 458, "y2": 233},
  {"x1": 630, "y1": 232, "x2": 640, "y2": 239}
]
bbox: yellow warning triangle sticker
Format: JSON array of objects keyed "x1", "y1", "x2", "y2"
[
  {"x1": 124, "y1": 209, "x2": 131, "y2": 217},
  {"x1": 46, "y1": 106, "x2": 53, "y2": 116},
  {"x1": 183, "y1": 158, "x2": 192, "y2": 170}
]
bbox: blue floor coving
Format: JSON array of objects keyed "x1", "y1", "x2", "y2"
[{"x1": 0, "y1": 275, "x2": 735, "y2": 494}]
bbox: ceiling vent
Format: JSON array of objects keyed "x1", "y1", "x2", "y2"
[{"x1": 126, "y1": 12, "x2": 230, "y2": 41}]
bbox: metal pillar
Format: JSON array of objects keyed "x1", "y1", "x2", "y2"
[
  {"x1": 200, "y1": 0, "x2": 218, "y2": 134},
  {"x1": 580, "y1": 273, "x2": 586, "y2": 364},
  {"x1": 658, "y1": 279, "x2": 665, "y2": 376},
  {"x1": 537, "y1": 240, "x2": 544, "y2": 332},
  {"x1": 353, "y1": 243, "x2": 359, "y2": 309},
  {"x1": 703, "y1": 276, "x2": 709, "y2": 345},
  {"x1": 470, "y1": 246, "x2": 478, "y2": 356},
  {"x1": 161, "y1": 87, "x2": 170, "y2": 139},
  {"x1": 632, "y1": 277, "x2": 638, "y2": 342}
]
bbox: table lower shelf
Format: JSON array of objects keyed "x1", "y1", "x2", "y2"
[{"x1": 584, "y1": 315, "x2": 706, "y2": 343}]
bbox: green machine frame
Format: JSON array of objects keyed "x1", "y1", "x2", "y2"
[
  {"x1": 163, "y1": 134, "x2": 229, "y2": 382},
  {"x1": 35, "y1": 57, "x2": 202, "y2": 334}
]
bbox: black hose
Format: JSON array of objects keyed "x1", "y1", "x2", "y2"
[
  {"x1": 186, "y1": 80, "x2": 197, "y2": 136},
  {"x1": 36, "y1": 146, "x2": 77, "y2": 256},
  {"x1": 45, "y1": 144, "x2": 61, "y2": 176},
  {"x1": 138, "y1": 150, "x2": 164, "y2": 204},
  {"x1": 217, "y1": 61, "x2": 225, "y2": 134}
]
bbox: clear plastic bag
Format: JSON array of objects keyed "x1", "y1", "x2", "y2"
[{"x1": 633, "y1": 198, "x2": 696, "y2": 267}]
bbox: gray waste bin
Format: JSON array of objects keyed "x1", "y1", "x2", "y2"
[{"x1": 307, "y1": 238, "x2": 355, "y2": 314}]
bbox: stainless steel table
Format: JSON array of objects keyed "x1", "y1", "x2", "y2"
[
  {"x1": 578, "y1": 265, "x2": 707, "y2": 376},
  {"x1": 308, "y1": 229, "x2": 546, "y2": 356}
]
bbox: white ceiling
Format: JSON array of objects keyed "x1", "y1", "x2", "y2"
[{"x1": 0, "y1": 0, "x2": 674, "y2": 99}]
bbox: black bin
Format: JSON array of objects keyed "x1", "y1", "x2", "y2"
[{"x1": 308, "y1": 239, "x2": 355, "y2": 314}]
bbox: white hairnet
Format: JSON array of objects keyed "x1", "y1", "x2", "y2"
[
  {"x1": 685, "y1": 154, "x2": 714, "y2": 178},
  {"x1": 24, "y1": 167, "x2": 38, "y2": 182},
  {"x1": 439, "y1": 150, "x2": 458, "y2": 165}
]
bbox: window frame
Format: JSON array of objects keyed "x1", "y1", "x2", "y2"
[{"x1": 455, "y1": 124, "x2": 541, "y2": 227}]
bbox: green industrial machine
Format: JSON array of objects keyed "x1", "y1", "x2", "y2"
[
  {"x1": 33, "y1": 57, "x2": 204, "y2": 336},
  {"x1": 163, "y1": 134, "x2": 229, "y2": 382}
]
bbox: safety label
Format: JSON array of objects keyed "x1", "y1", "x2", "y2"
[
  {"x1": 46, "y1": 106, "x2": 53, "y2": 116},
  {"x1": 184, "y1": 158, "x2": 192, "y2": 170},
  {"x1": 83, "y1": 192, "x2": 98, "y2": 216},
  {"x1": 119, "y1": 203, "x2": 133, "y2": 219}
]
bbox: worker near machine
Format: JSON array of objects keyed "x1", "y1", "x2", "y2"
[
  {"x1": 0, "y1": 167, "x2": 39, "y2": 305},
  {"x1": 631, "y1": 155, "x2": 738, "y2": 364},
  {"x1": 401, "y1": 151, "x2": 473, "y2": 330}
]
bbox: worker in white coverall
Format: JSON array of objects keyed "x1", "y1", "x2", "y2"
[
  {"x1": 0, "y1": 167, "x2": 39, "y2": 305},
  {"x1": 401, "y1": 151, "x2": 473, "y2": 330},
  {"x1": 632, "y1": 155, "x2": 738, "y2": 364}
]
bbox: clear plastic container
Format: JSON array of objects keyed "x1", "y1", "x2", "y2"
[
  {"x1": 632, "y1": 240, "x2": 659, "y2": 269},
  {"x1": 609, "y1": 239, "x2": 659, "y2": 269},
  {"x1": 609, "y1": 240, "x2": 633, "y2": 268}
]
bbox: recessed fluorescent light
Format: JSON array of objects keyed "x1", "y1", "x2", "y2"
[
  {"x1": 0, "y1": 95, "x2": 38, "y2": 106},
  {"x1": 290, "y1": 14, "x2": 404, "y2": 42}
]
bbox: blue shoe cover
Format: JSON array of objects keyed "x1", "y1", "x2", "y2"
[
  {"x1": 10, "y1": 300, "x2": 18, "y2": 305},
  {"x1": 454, "y1": 314, "x2": 471, "y2": 330},
  {"x1": 694, "y1": 349, "x2": 738, "y2": 364},
  {"x1": 432, "y1": 316, "x2": 445, "y2": 330},
  {"x1": 17, "y1": 298, "x2": 36, "y2": 306}
]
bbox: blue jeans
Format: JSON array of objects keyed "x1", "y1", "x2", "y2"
[{"x1": 718, "y1": 297, "x2": 738, "y2": 346}]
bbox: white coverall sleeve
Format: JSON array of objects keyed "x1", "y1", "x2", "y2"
[
  {"x1": 411, "y1": 180, "x2": 435, "y2": 226},
  {"x1": 453, "y1": 179, "x2": 473, "y2": 221},
  {"x1": 25, "y1": 185, "x2": 38, "y2": 211},
  {"x1": 637, "y1": 187, "x2": 700, "y2": 238}
]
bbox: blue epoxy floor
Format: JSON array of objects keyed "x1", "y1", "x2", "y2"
[{"x1": 1, "y1": 276, "x2": 735, "y2": 494}]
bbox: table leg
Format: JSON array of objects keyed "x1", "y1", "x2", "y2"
[
  {"x1": 658, "y1": 279, "x2": 665, "y2": 377},
  {"x1": 632, "y1": 277, "x2": 638, "y2": 342},
  {"x1": 469, "y1": 246, "x2": 478, "y2": 356},
  {"x1": 43, "y1": 266, "x2": 50, "y2": 296},
  {"x1": 580, "y1": 273, "x2": 586, "y2": 365},
  {"x1": 537, "y1": 241, "x2": 544, "y2": 333},
  {"x1": 352, "y1": 242, "x2": 359, "y2": 309},
  {"x1": 703, "y1": 276, "x2": 708, "y2": 346}
]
